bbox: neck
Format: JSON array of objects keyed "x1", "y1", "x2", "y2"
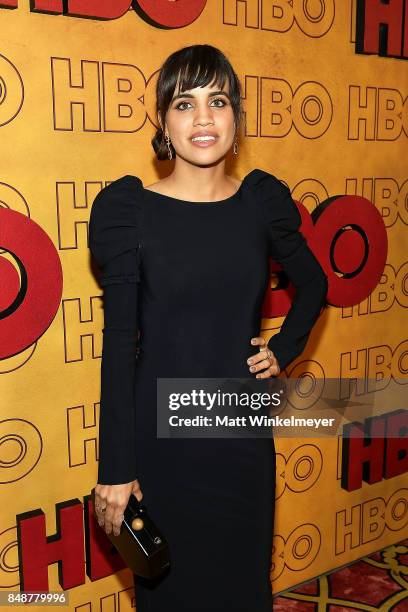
[{"x1": 166, "y1": 160, "x2": 235, "y2": 201}]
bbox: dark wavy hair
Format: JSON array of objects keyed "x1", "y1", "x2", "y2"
[{"x1": 152, "y1": 44, "x2": 243, "y2": 161}]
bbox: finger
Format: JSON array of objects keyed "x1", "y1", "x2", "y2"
[
  {"x1": 94, "y1": 491, "x2": 102, "y2": 511},
  {"x1": 96, "y1": 511, "x2": 105, "y2": 527},
  {"x1": 247, "y1": 338, "x2": 268, "y2": 368},
  {"x1": 249, "y1": 357, "x2": 272, "y2": 373},
  {"x1": 103, "y1": 504, "x2": 116, "y2": 535},
  {"x1": 256, "y1": 363, "x2": 280, "y2": 378},
  {"x1": 247, "y1": 351, "x2": 268, "y2": 367},
  {"x1": 94, "y1": 494, "x2": 107, "y2": 526},
  {"x1": 112, "y1": 510, "x2": 125, "y2": 537},
  {"x1": 267, "y1": 351, "x2": 281, "y2": 376},
  {"x1": 132, "y1": 485, "x2": 143, "y2": 502},
  {"x1": 250, "y1": 336, "x2": 266, "y2": 348},
  {"x1": 105, "y1": 500, "x2": 127, "y2": 536}
]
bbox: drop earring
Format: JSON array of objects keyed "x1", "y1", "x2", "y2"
[
  {"x1": 233, "y1": 139, "x2": 238, "y2": 155},
  {"x1": 165, "y1": 134, "x2": 173, "y2": 161}
]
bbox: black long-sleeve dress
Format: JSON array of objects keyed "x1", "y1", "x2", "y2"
[{"x1": 88, "y1": 168, "x2": 327, "y2": 612}]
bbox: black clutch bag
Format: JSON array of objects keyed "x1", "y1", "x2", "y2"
[{"x1": 91, "y1": 488, "x2": 170, "y2": 579}]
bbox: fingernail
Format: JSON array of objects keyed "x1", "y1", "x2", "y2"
[
  {"x1": 250, "y1": 366, "x2": 255, "y2": 372},
  {"x1": 248, "y1": 359, "x2": 253, "y2": 365}
]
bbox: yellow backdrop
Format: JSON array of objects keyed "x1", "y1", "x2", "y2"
[{"x1": 2, "y1": 0, "x2": 407, "y2": 606}]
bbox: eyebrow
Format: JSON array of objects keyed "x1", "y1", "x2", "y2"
[{"x1": 171, "y1": 90, "x2": 231, "y2": 103}]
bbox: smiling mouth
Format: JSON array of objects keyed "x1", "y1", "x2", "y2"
[
  {"x1": 190, "y1": 136, "x2": 218, "y2": 148},
  {"x1": 191, "y1": 136, "x2": 217, "y2": 142}
]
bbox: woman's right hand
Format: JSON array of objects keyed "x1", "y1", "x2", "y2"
[{"x1": 94, "y1": 478, "x2": 143, "y2": 536}]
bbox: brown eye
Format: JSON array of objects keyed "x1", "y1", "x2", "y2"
[
  {"x1": 211, "y1": 98, "x2": 227, "y2": 107},
  {"x1": 175, "y1": 101, "x2": 191, "y2": 111}
]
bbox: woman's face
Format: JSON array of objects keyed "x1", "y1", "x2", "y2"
[{"x1": 162, "y1": 79, "x2": 236, "y2": 165}]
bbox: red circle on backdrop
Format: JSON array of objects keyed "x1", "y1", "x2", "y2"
[
  {"x1": 309, "y1": 195, "x2": 387, "y2": 307},
  {"x1": 0, "y1": 209, "x2": 63, "y2": 359},
  {"x1": 134, "y1": 0, "x2": 207, "y2": 28}
]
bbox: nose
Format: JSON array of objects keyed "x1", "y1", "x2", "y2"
[{"x1": 193, "y1": 102, "x2": 215, "y2": 126}]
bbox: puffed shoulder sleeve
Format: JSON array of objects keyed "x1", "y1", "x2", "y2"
[
  {"x1": 89, "y1": 175, "x2": 143, "y2": 286},
  {"x1": 88, "y1": 175, "x2": 143, "y2": 485},
  {"x1": 249, "y1": 169, "x2": 328, "y2": 371}
]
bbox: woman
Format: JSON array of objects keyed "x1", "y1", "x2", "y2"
[{"x1": 89, "y1": 44, "x2": 327, "y2": 611}]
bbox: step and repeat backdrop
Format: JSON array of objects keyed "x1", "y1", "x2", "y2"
[{"x1": 1, "y1": 0, "x2": 407, "y2": 607}]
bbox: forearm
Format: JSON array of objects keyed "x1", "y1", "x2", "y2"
[
  {"x1": 268, "y1": 244, "x2": 328, "y2": 371},
  {"x1": 268, "y1": 266, "x2": 327, "y2": 370},
  {"x1": 97, "y1": 282, "x2": 139, "y2": 485}
]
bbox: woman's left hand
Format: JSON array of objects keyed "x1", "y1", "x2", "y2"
[{"x1": 247, "y1": 336, "x2": 281, "y2": 378}]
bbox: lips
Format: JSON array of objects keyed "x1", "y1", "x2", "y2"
[
  {"x1": 190, "y1": 136, "x2": 218, "y2": 148},
  {"x1": 191, "y1": 131, "x2": 218, "y2": 139}
]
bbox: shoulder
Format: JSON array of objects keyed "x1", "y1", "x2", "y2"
[
  {"x1": 90, "y1": 175, "x2": 143, "y2": 217},
  {"x1": 89, "y1": 175, "x2": 143, "y2": 268},
  {"x1": 245, "y1": 168, "x2": 289, "y2": 195},
  {"x1": 244, "y1": 168, "x2": 301, "y2": 228}
]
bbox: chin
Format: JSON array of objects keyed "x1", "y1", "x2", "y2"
[
  {"x1": 176, "y1": 147, "x2": 228, "y2": 166},
  {"x1": 191, "y1": 146, "x2": 229, "y2": 159}
]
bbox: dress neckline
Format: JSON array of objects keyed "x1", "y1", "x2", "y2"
[{"x1": 135, "y1": 171, "x2": 252, "y2": 206}]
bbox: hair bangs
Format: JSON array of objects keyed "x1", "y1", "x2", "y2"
[{"x1": 172, "y1": 55, "x2": 229, "y2": 99}]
